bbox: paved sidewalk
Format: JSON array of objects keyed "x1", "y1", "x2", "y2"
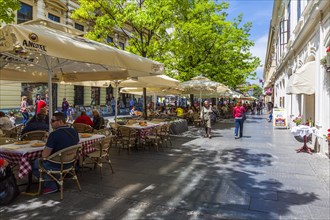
[{"x1": 1, "y1": 114, "x2": 329, "y2": 219}]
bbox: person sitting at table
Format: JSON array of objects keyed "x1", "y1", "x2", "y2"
[
  {"x1": 21, "y1": 112, "x2": 49, "y2": 135},
  {"x1": 73, "y1": 111, "x2": 94, "y2": 127},
  {"x1": 92, "y1": 109, "x2": 105, "y2": 130},
  {"x1": 26, "y1": 108, "x2": 49, "y2": 126},
  {"x1": 32, "y1": 112, "x2": 79, "y2": 194},
  {"x1": 130, "y1": 106, "x2": 138, "y2": 117},
  {"x1": 175, "y1": 106, "x2": 184, "y2": 118},
  {"x1": 0, "y1": 111, "x2": 14, "y2": 130}
]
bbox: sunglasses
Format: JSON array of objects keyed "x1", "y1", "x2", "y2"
[{"x1": 51, "y1": 119, "x2": 60, "y2": 123}]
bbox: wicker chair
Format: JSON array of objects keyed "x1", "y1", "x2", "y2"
[
  {"x1": 145, "y1": 125, "x2": 163, "y2": 152},
  {"x1": 116, "y1": 126, "x2": 136, "y2": 154},
  {"x1": 160, "y1": 123, "x2": 172, "y2": 148},
  {"x1": 1, "y1": 128, "x2": 18, "y2": 139},
  {"x1": 93, "y1": 128, "x2": 111, "y2": 136},
  {"x1": 35, "y1": 144, "x2": 82, "y2": 200},
  {"x1": 0, "y1": 137, "x2": 16, "y2": 145},
  {"x1": 21, "y1": 130, "x2": 48, "y2": 141},
  {"x1": 82, "y1": 136, "x2": 114, "y2": 177},
  {"x1": 192, "y1": 113, "x2": 203, "y2": 127},
  {"x1": 72, "y1": 123, "x2": 93, "y2": 133}
]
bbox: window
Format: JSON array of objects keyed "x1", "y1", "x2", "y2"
[
  {"x1": 91, "y1": 87, "x2": 100, "y2": 106},
  {"x1": 74, "y1": 23, "x2": 84, "y2": 31},
  {"x1": 119, "y1": 42, "x2": 125, "y2": 50},
  {"x1": 17, "y1": 2, "x2": 33, "y2": 24},
  {"x1": 48, "y1": 13, "x2": 60, "y2": 23},
  {"x1": 74, "y1": 86, "x2": 84, "y2": 106},
  {"x1": 280, "y1": 19, "x2": 289, "y2": 54},
  {"x1": 106, "y1": 36, "x2": 113, "y2": 43}
]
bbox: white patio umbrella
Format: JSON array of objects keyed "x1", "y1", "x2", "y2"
[
  {"x1": 120, "y1": 87, "x2": 182, "y2": 96},
  {"x1": 72, "y1": 75, "x2": 179, "y2": 121},
  {"x1": 0, "y1": 19, "x2": 163, "y2": 126},
  {"x1": 179, "y1": 75, "x2": 227, "y2": 108}
]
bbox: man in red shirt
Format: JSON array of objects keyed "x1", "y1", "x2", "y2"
[{"x1": 36, "y1": 96, "x2": 47, "y2": 114}]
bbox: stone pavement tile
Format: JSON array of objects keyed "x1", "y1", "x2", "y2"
[
  {"x1": 0, "y1": 197, "x2": 63, "y2": 220},
  {"x1": 249, "y1": 198, "x2": 313, "y2": 219},
  {"x1": 308, "y1": 205, "x2": 330, "y2": 220}
]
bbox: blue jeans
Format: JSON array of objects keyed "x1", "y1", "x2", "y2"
[
  {"x1": 268, "y1": 113, "x2": 273, "y2": 121},
  {"x1": 22, "y1": 112, "x2": 29, "y2": 125},
  {"x1": 235, "y1": 118, "x2": 244, "y2": 137},
  {"x1": 32, "y1": 159, "x2": 62, "y2": 190}
]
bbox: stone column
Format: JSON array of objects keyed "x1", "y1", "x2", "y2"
[{"x1": 36, "y1": 0, "x2": 46, "y2": 19}]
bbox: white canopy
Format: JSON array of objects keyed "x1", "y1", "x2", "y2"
[
  {"x1": 0, "y1": 19, "x2": 164, "y2": 82},
  {"x1": 120, "y1": 87, "x2": 182, "y2": 96},
  {"x1": 286, "y1": 61, "x2": 316, "y2": 95}
]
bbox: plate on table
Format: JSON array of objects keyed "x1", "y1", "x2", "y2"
[
  {"x1": 14, "y1": 141, "x2": 30, "y2": 145},
  {"x1": 31, "y1": 142, "x2": 45, "y2": 147},
  {"x1": 80, "y1": 133, "x2": 93, "y2": 138}
]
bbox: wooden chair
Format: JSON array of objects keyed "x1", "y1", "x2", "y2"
[
  {"x1": 116, "y1": 126, "x2": 136, "y2": 154},
  {"x1": 0, "y1": 137, "x2": 16, "y2": 145},
  {"x1": 72, "y1": 123, "x2": 93, "y2": 133},
  {"x1": 82, "y1": 136, "x2": 114, "y2": 177},
  {"x1": 21, "y1": 130, "x2": 48, "y2": 141},
  {"x1": 35, "y1": 144, "x2": 82, "y2": 200}
]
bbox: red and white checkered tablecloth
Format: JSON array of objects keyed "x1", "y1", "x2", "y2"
[{"x1": 0, "y1": 135, "x2": 105, "y2": 179}]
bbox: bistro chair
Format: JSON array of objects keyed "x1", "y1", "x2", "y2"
[
  {"x1": 82, "y1": 136, "x2": 114, "y2": 177},
  {"x1": 0, "y1": 137, "x2": 16, "y2": 145},
  {"x1": 160, "y1": 123, "x2": 172, "y2": 148},
  {"x1": 21, "y1": 130, "x2": 48, "y2": 141},
  {"x1": 103, "y1": 119, "x2": 109, "y2": 128},
  {"x1": 35, "y1": 144, "x2": 82, "y2": 200},
  {"x1": 192, "y1": 113, "x2": 203, "y2": 127},
  {"x1": 109, "y1": 122, "x2": 119, "y2": 136},
  {"x1": 93, "y1": 128, "x2": 112, "y2": 136},
  {"x1": 72, "y1": 123, "x2": 93, "y2": 133},
  {"x1": 145, "y1": 125, "x2": 163, "y2": 152},
  {"x1": 1, "y1": 128, "x2": 18, "y2": 139},
  {"x1": 116, "y1": 126, "x2": 136, "y2": 154}
]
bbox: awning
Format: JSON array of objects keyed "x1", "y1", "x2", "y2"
[{"x1": 286, "y1": 61, "x2": 316, "y2": 95}]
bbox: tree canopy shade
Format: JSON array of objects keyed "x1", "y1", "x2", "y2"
[
  {"x1": 72, "y1": 0, "x2": 260, "y2": 89},
  {"x1": 0, "y1": 0, "x2": 20, "y2": 24}
]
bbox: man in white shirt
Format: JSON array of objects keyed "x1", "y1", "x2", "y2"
[{"x1": 0, "y1": 111, "x2": 14, "y2": 130}]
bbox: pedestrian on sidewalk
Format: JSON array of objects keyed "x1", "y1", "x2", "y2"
[
  {"x1": 61, "y1": 98, "x2": 69, "y2": 119},
  {"x1": 233, "y1": 101, "x2": 246, "y2": 139},
  {"x1": 200, "y1": 100, "x2": 213, "y2": 138},
  {"x1": 20, "y1": 96, "x2": 29, "y2": 125}
]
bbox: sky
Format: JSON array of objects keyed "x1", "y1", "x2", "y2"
[{"x1": 223, "y1": 0, "x2": 274, "y2": 85}]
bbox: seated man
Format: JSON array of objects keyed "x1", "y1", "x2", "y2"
[
  {"x1": 130, "y1": 106, "x2": 142, "y2": 117},
  {"x1": 21, "y1": 112, "x2": 49, "y2": 135},
  {"x1": 32, "y1": 112, "x2": 79, "y2": 194},
  {"x1": 73, "y1": 111, "x2": 94, "y2": 127},
  {"x1": 92, "y1": 109, "x2": 105, "y2": 130}
]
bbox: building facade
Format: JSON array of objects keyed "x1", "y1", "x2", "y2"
[
  {"x1": 0, "y1": 0, "x2": 132, "y2": 114},
  {"x1": 264, "y1": 0, "x2": 330, "y2": 155}
]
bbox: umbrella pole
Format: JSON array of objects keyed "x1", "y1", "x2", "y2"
[
  {"x1": 200, "y1": 90, "x2": 202, "y2": 111},
  {"x1": 143, "y1": 88, "x2": 147, "y2": 120},
  {"x1": 114, "y1": 81, "x2": 119, "y2": 123},
  {"x1": 47, "y1": 68, "x2": 53, "y2": 131}
]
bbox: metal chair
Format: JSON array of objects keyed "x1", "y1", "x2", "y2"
[
  {"x1": 21, "y1": 130, "x2": 48, "y2": 141},
  {"x1": 35, "y1": 144, "x2": 82, "y2": 200},
  {"x1": 82, "y1": 136, "x2": 114, "y2": 177},
  {"x1": 72, "y1": 123, "x2": 93, "y2": 133}
]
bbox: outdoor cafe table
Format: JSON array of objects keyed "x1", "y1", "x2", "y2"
[
  {"x1": 291, "y1": 125, "x2": 316, "y2": 154},
  {"x1": 0, "y1": 134, "x2": 105, "y2": 179},
  {"x1": 123, "y1": 122, "x2": 161, "y2": 146}
]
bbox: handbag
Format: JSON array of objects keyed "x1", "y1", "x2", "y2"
[{"x1": 242, "y1": 112, "x2": 247, "y2": 121}]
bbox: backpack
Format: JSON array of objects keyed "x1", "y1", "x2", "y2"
[{"x1": 0, "y1": 166, "x2": 20, "y2": 205}]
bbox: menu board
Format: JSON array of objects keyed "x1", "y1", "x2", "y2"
[{"x1": 273, "y1": 108, "x2": 287, "y2": 128}]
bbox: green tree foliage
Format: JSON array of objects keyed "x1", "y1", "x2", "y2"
[
  {"x1": 252, "y1": 84, "x2": 263, "y2": 98},
  {"x1": 0, "y1": 0, "x2": 20, "y2": 24},
  {"x1": 72, "y1": 0, "x2": 259, "y2": 88}
]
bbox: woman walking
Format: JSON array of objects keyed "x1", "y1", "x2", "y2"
[
  {"x1": 20, "y1": 96, "x2": 29, "y2": 125},
  {"x1": 200, "y1": 100, "x2": 213, "y2": 138},
  {"x1": 233, "y1": 101, "x2": 246, "y2": 139}
]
